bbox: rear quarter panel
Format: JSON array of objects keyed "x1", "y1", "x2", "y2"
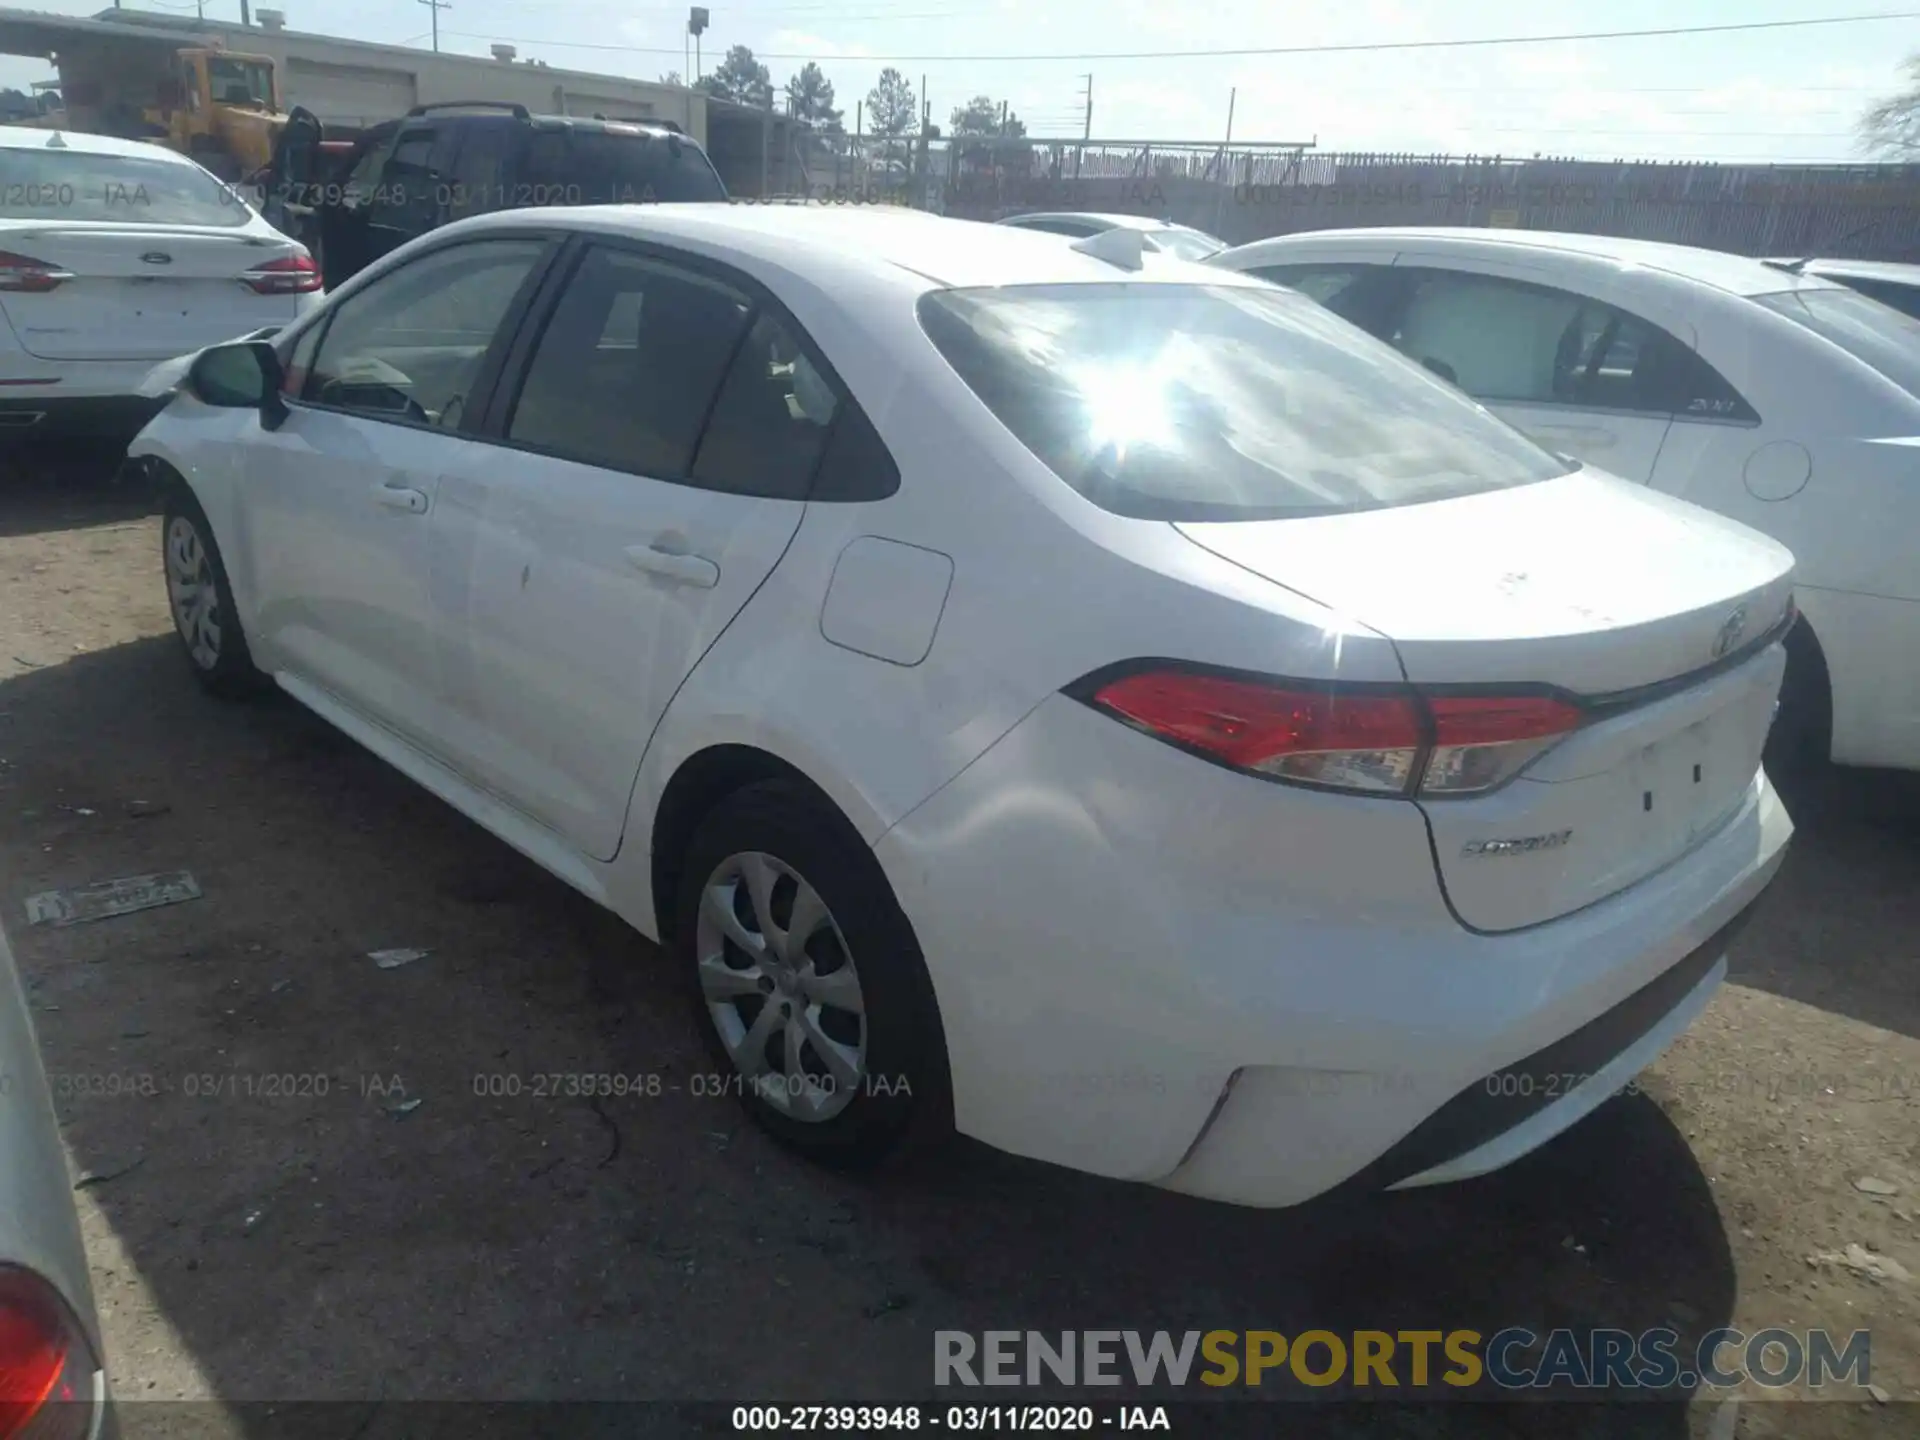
[{"x1": 0, "y1": 925, "x2": 103, "y2": 1361}]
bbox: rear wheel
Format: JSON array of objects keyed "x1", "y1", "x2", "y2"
[
  {"x1": 162, "y1": 488, "x2": 264, "y2": 698},
  {"x1": 674, "y1": 780, "x2": 951, "y2": 1169}
]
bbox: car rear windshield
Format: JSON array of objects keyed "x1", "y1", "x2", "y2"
[
  {"x1": 0, "y1": 146, "x2": 249, "y2": 226},
  {"x1": 1149, "y1": 228, "x2": 1225, "y2": 261},
  {"x1": 1756, "y1": 286, "x2": 1920, "y2": 397},
  {"x1": 917, "y1": 282, "x2": 1572, "y2": 521},
  {"x1": 525, "y1": 128, "x2": 727, "y2": 205}
]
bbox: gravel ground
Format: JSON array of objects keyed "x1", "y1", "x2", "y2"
[{"x1": 0, "y1": 447, "x2": 1914, "y2": 1438}]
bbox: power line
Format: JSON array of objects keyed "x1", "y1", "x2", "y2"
[{"x1": 441, "y1": 10, "x2": 1920, "y2": 64}]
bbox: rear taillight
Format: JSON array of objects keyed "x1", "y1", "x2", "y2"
[
  {"x1": 0, "y1": 1267, "x2": 95, "y2": 1440},
  {"x1": 242, "y1": 253, "x2": 321, "y2": 295},
  {"x1": 1422, "y1": 693, "x2": 1584, "y2": 795},
  {"x1": 0, "y1": 251, "x2": 71, "y2": 294},
  {"x1": 1079, "y1": 666, "x2": 1583, "y2": 798}
]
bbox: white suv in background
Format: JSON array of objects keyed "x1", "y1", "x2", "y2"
[
  {"x1": 0, "y1": 125, "x2": 321, "y2": 442},
  {"x1": 1211, "y1": 227, "x2": 1920, "y2": 775}
]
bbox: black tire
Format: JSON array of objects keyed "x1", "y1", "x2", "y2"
[
  {"x1": 1765, "y1": 618, "x2": 1832, "y2": 782},
  {"x1": 674, "y1": 779, "x2": 952, "y2": 1169},
  {"x1": 161, "y1": 485, "x2": 265, "y2": 698}
]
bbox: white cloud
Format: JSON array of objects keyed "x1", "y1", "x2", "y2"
[{"x1": 770, "y1": 30, "x2": 875, "y2": 62}]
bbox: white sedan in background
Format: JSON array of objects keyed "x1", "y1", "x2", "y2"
[
  {"x1": 0, "y1": 125, "x2": 321, "y2": 442},
  {"x1": 127, "y1": 206, "x2": 1790, "y2": 1207},
  {"x1": 1211, "y1": 226, "x2": 1920, "y2": 775}
]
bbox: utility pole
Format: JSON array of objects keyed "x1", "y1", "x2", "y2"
[
  {"x1": 688, "y1": 8, "x2": 708, "y2": 85},
  {"x1": 238, "y1": 0, "x2": 250, "y2": 22},
  {"x1": 1075, "y1": 72, "x2": 1092, "y2": 179},
  {"x1": 1214, "y1": 87, "x2": 1237, "y2": 236},
  {"x1": 416, "y1": 0, "x2": 449, "y2": 53}
]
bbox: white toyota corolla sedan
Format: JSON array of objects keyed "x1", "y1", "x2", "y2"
[
  {"x1": 1209, "y1": 226, "x2": 1920, "y2": 776},
  {"x1": 125, "y1": 205, "x2": 1793, "y2": 1207},
  {"x1": 0, "y1": 124, "x2": 321, "y2": 442}
]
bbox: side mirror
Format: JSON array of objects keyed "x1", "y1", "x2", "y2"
[{"x1": 187, "y1": 341, "x2": 288, "y2": 427}]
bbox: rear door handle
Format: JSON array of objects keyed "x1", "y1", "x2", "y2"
[
  {"x1": 371, "y1": 484, "x2": 429, "y2": 514},
  {"x1": 624, "y1": 543, "x2": 719, "y2": 589}
]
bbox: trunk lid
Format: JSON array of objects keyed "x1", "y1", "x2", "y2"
[
  {"x1": 1, "y1": 224, "x2": 300, "y2": 361},
  {"x1": 1178, "y1": 468, "x2": 1795, "y2": 931}
]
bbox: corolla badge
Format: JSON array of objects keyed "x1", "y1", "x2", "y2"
[
  {"x1": 1462, "y1": 830, "x2": 1572, "y2": 858},
  {"x1": 1711, "y1": 604, "x2": 1749, "y2": 660}
]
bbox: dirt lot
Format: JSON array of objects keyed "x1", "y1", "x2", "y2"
[{"x1": 0, "y1": 446, "x2": 1916, "y2": 1438}]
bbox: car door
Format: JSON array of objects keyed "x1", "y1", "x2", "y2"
[
  {"x1": 360, "y1": 124, "x2": 449, "y2": 270},
  {"x1": 1373, "y1": 263, "x2": 1680, "y2": 481},
  {"x1": 432, "y1": 240, "x2": 839, "y2": 859},
  {"x1": 233, "y1": 235, "x2": 555, "y2": 751},
  {"x1": 315, "y1": 125, "x2": 398, "y2": 287}
]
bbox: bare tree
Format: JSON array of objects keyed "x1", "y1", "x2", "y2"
[{"x1": 1861, "y1": 55, "x2": 1920, "y2": 155}]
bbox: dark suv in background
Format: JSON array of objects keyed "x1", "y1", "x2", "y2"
[{"x1": 270, "y1": 101, "x2": 729, "y2": 288}]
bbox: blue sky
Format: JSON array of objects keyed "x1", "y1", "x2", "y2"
[{"x1": 1, "y1": 0, "x2": 1911, "y2": 162}]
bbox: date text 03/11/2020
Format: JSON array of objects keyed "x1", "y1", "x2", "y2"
[{"x1": 731, "y1": 1406, "x2": 1172, "y2": 1431}]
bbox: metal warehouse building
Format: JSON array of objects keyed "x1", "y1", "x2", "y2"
[{"x1": 0, "y1": 5, "x2": 708, "y2": 144}]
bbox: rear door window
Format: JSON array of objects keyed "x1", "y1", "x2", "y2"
[
  {"x1": 368, "y1": 128, "x2": 439, "y2": 230},
  {"x1": 521, "y1": 128, "x2": 727, "y2": 206},
  {"x1": 917, "y1": 281, "x2": 1571, "y2": 522},
  {"x1": 1384, "y1": 269, "x2": 1729, "y2": 417},
  {"x1": 446, "y1": 123, "x2": 518, "y2": 222},
  {"x1": 690, "y1": 311, "x2": 840, "y2": 500},
  {"x1": 505, "y1": 244, "x2": 752, "y2": 475}
]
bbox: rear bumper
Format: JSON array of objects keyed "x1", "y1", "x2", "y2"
[{"x1": 875, "y1": 692, "x2": 1793, "y2": 1207}]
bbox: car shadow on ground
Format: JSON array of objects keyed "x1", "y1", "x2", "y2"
[
  {"x1": 1729, "y1": 764, "x2": 1920, "y2": 1043},
  {"x1": 0, "y1": 441, "x2": 153, "y2": 539},
  {"x1": 0, "y1": 635, "x2": 1743, "y2": 1438}
]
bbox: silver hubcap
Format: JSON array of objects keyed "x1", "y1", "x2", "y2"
[
  {"x1": 696, "y1": 851, "x2": 867, "y2": 1122},
  {"x1": 166, "y1": 516, "x2": 221, "y2": 670}
]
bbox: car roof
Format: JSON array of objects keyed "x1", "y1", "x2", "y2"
[
  {"x1": 1224, "y1": 225, "x2": 1842, "y2": 298},
  {"x1": 456, "y1": 203, "x2": 1260, "y2": 290},
  {"x1": 0, "y1": 124, "x2": 201, "y2": 164}
]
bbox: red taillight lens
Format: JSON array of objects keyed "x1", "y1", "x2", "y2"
[
  {"x1": 1423, "y1": 693, "x2": 1585, "y2": 795},
  {"x1": 0, "y1": 1267, "x2": 94, "y2": 1440},
  {"x1": 242, "y1": 252, "x2": 321, "y2": 295},
  {"x1": 1082, "y1": 667, "x2": 1584, "y2": 797},
  {"x1": 1090, "y1": 670, "x2": 1426, "y2": 794},
  {"x1": 0, "y1": 251, "x2": 68, "y2": 294}
]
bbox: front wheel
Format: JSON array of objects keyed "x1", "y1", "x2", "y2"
[
  {"x1": 674, "y1": 780, "x2": 951, "y2": 1169},
  {"x1": 162, "y1": 489, "x2": 264, "y2": 698}
]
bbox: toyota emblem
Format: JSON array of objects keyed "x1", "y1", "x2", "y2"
[{"x1": 1711, "y1": 604, "x2": 1749, "y2": 660}]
